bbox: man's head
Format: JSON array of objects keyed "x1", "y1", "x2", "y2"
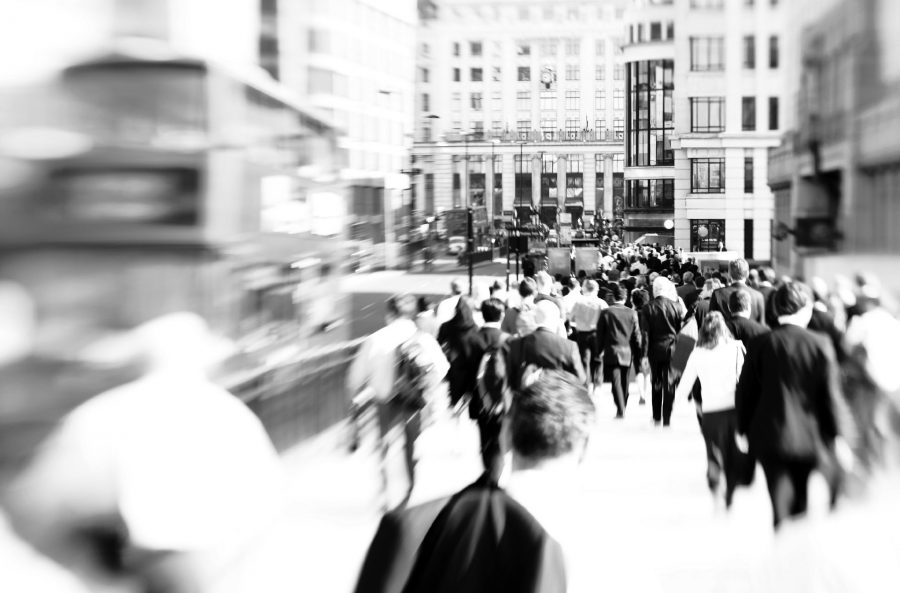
[
  {"x1": 386, "y1": 293, "x2": 418, "y2": 322},
  {"x1": 450, "y1": 278, "x2": 463, "y2": 296},
  {"x1": 481, "y1": 297, "x2": 506, "y2": 323},
  {"x1": 534, "y1": 300, "x2": 562, "y2": 333},
  {"x1": 535, "y1": 271, "x2": 553, "y2": 294},
  {"x1": 583, "y1": 279, "x2": 599, "y2": 296},
  {"x1": 760, "y1": 266, "x2": 776, "y2": 285},
  {"x1": 682, "y1": 271, "x2": 694, "y2": 286},
  {"x1": 608, "y1": 282, "x2": 626, "y2": 303},
  {"x1": 508, "y1": 370, "x2": 596, "y2": 468},
  {"x1": 518, "y1": 276, "x2": 537, "y2": 299},
  {"x1": 729, "y1": 290, "x2": 752, "y2": 319},
  {"x1": 567, "y1": 276, "x2": 580, "y2": 292},
  {"x1": 728, "y1": 258, "x2": 750, "y2": 283},
  {"x1": 773, "y1": 281, "x2": 814, "y2": 327}
]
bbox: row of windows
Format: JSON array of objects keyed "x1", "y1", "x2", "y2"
[
  {"x1": 450, "y1": 65, "x2": 624, "y2": 83},
  {"x1": 691, "y1": 36, "x2": 779, "y2": 71},
  {"x1": 452, "y1": 38, "x2": 626, "y2": 61},
  {"x1": 629, "y1": 21, "x2": 675, "y2": 44},
  {"x1": 691, "y1": 0, "x2": 780, "y2": 8},
  {"x1": 440, "y1": 89, "x2": 624, "y2": 112},
  {"x1": 689, "y1": 157, "x2": 756, "y2": 193},
  {"x1": 686, "y1": 96, "x2": 779, "y2": 133},
  {"x1": 511, "y1": 153, "x2": 624, "y2": 174},
  {"x1": 626, "y1": 60, "x2": 675, "y2": 167}
]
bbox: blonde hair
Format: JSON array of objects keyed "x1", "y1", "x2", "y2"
[{"x1": 696, "y1": 311, "x2": 732, "y2": 349}]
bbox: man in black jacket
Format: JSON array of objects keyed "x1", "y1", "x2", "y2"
[
  {"x1": 710, "y1": 258, "x2": 766, "y2": 323},
  {"x1": 640, "y1": 277, "x2": 683, "y2": 426},
  {"x1": 725, "y1": 290, "x2": 769, "y2": 348},
  {"x1": 470, "y1": 297, "x2": 510, "y2": 480},
  {"x1": 505, "y1": 300, "x2": 586, "y2": 391},
  {"x1": 735, "y1": 282, "x2": 850, "y2": 528},
  {"x1": 597, "y1": 283, "x2": 642, "y2": 418}
]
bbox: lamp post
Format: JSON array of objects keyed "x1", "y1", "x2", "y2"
[{"x1": 463, "y1": 132, "x2": 474, "y2": 296}]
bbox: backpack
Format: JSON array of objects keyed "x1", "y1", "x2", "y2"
[
  {"x1": 514, "y1": 302, "x2": 538, "y2": 336},
  {"x1": 475, "y1": 334, "x2": 510, "y2": 419},
  {"x1": 393, "y1": 332, "x2": 438, "y2": 410}
]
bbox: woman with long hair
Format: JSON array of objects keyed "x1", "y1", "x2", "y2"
[
  {"x1": 675, "y1": 311, "x2": 746, "y2": 507},
  {"x1": 630, "y1": 288, "x2": 651, "y2": 405}
]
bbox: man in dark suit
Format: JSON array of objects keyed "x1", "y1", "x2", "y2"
[
  {"x1": 676, "y1": 271, "x2": 700, "y2": 313},
  {"x1": 505, "y1": 300, "x2": 586, "y2": 391},
  {"x1": 725, "y1": 290, "x2": 769, "y2": 348},
  {"x1": 354, "y1": 371, "x2": 594, "y2": 593},
  {"x1": 640, "y1": 277, "x2": 684, "y2": 426},
  {"x1": 597, "y1": 283, "x2": 642, "y2": 418},
  {"x1": 735, "y1": 282, "x2": 850, "y2": 529},
  {"x1": 470, "y1": 298, "x2": 510, "y2": 480},
  {"x1": 710, "y1": 258, "x2": 766, "y2": 323}
]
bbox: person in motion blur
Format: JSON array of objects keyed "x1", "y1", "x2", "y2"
[
  {"x1": 597, "y1": 283, "x2": 641, "y2": 418},
  {"x1": 725, "y1": 290, "x2": 770, "y2": 349},
  {"x1": 640, "y1": 277, "x2": 684, "y2": 426},
  {"x1": 675, "y1": 311, "x2": 747, "y2": 507},
  {"x1": 710, "y1": 258, "x2": 766, "y2": 323},
  {"x1": 630, "y1": 288, "x2": 651, "y2": 405},
  {"x1": 353, "y1": 370, "x2": 595, "y2": 593},
  {"x1": 735, "y1": 282, "x2": 852, "y2": 529},
  {"x1": 570, "y1": 279, "x2": 607, "y2": 392},
  {"x1": 437, "y1": 296, "x2": 480, "y2": 415},
  {"x1": 506, "y1": 301, "x2": 586, "y2": 392},
  {"x1": 4, "y1": 312, "x2": 286, "y2": 593},
  {"x1": 348, "y1": 294, "x2": 449, "y2": 510},
  {"x1": 501, "y1": 276, "x2": 539, "y2": 337},
  {"x1": 435, "y1": 278, "x2": 464, "y2": 324}
]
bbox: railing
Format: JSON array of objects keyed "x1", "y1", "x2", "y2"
[
  {"x1": 441, "y1": 128, "x2": 620, "y2": 144},
  {"x1": 233, "y1": 339, "x2": 364, "y2": 452}
]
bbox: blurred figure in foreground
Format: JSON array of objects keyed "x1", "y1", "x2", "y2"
[
  {"x1": 354, "y1": 370, "x2": 595, "y2": 593},
  {"x1": 347, "y1": 294, "x2": 449, "y2": 510},
  {"x1": 3, "y1": 312, "x2": 286, "y2": 593},
  {"x1": 736, "y1": 283, "x2": 852, "y2": 529}
]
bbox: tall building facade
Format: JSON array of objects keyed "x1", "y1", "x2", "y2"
[
  {"x1": 768, "y1": 0, "x2": 900, "y2": 284},
  {"x1": 411, "y1": 0, "x2": 629, "y2": 234},
  {"x1": 281, "y1": 0, "x2": 418, "y2": 267},
  {"x1": 623, "y1": 0, "x2": 786, "y2": 256}
]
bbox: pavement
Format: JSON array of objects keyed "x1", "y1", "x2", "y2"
[{"x1": 268, "y1": 382, "x2": 840, "y2": 593}]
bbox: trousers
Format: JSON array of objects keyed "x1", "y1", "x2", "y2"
[{"x1": 649, "y1": 358, "x2": 675, "y2": 424}]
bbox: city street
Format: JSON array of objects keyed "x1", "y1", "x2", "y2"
[{"x1": 274, "y1": 379, "x2": 838, "y2": 593}]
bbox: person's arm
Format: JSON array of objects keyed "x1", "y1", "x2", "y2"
[
  {"x1": 674, "y1": 351, "x2": 700, "y2": 402},
  {"x1": 630, "y1": 309, "x2": 642, "y2": 358},
  {"x1": 639, "y1": 309, "x2": 649, "y2": 360}
]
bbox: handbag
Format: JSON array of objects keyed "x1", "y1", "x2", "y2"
[{"x1": 669, "y1": 316, "x2": 698, "y2": 380}]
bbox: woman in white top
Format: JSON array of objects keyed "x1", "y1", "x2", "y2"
[{"x1": 675, "y1": 311, "x2": 746, "y2": 506}]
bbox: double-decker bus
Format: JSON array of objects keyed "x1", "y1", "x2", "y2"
[
  {"x1": 0, "y1": 43, "x2": 351, "y2": 404},
  {"x1": 440, "y1": 206, "x2": 491, "y2": 246}
]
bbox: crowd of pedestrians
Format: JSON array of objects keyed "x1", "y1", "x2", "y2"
[{"x1": 351, "y1": 241, "x2": 900, "y2": 592}]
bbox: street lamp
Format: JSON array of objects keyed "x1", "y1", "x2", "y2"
[{"x1": 463, "y1": 131, "x2": 474, "y2": 295}]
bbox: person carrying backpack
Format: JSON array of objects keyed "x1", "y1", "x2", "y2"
[
  {"x1": 501, "y1": 277, "x2": 539, "y2": 337},
  {"x1": 471, "y1": 298, "x2": 511, "y2": 482}
]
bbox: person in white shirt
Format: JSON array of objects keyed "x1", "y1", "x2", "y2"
[
  {"x1": 435, "y1": 279, "x2": 464, "y2": 324},
  {"x1": 561, "y1": 277, "x2": 582, "y2": 327},
  {"x1": 675, "y1": 311, "x2": 746, "y2": 507},
  {"x1": 570, "y1": 280, "x2": 608, "y2": 391}
]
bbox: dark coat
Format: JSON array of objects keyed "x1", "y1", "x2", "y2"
[
  {"x1": 710, "y1": 281, "x2": 766, "y2": 324},
  {"x1": 597, "y1": 304, "x2": 642, "y2": 367},
  {"x1": 735, "y1": 324, "x2": 846, "y2": 461},
  {"x1": 438, "y1": 304, "x2": 480, "y2": 405},
  {"x1": 468, "y1": 326, "x2": 509, "y2": 418},
  {"x1": 694, "y1": 297, "x2": 712, "y2": 329},
  {"x1": 354, "y1": 478, "x2": 567, "y2": 593},
  {"x1": 676, "y1": 283, "x2": 700, "y2": 313},
  {"x1": 639, "y1": 296, "x2": 683, "y2": 363},
  {"x1": 505, "y1": 328, "x2": 586, "y2": 391},
  {"x1": 726, "y1": 316, "x2": 770, "y2": 349}
]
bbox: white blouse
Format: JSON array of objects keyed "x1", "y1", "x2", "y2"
[{"x1": 674, "y1": 341, "x2": 745, "y2": 412}]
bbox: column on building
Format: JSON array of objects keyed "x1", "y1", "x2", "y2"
[
  {"x1": 603, "y1": 154, "x2": 614, "y2": 219},
  {"x1": 501, "y1": 151, "x2": 516, "y2": 214},
  {"x1": 531, "y1": 153, "x2": 541, "y2": 209},
  {"x1": 486, "y1": 152, "x2": 495, "y2": 220},
  {"x1": 584, "y1": 152, "x2": 596, "y2": 221},
  {"x1": 556, "y1": 154, "x2": 567, "y2": 216},
  {"x1": 434, "y1": 152, "x2": 454, "y2": 214}
]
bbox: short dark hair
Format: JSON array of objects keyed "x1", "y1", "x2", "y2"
[
  {"x1": 772, "y1": 282, "x2": 812, "y2": 317},
  {"x1": 631, "y1": 288, "x2": 650, "y2": 309},
  {"x1": 609, "y1": 282, "x2": 626, "y2": 302},
  {"x1": 386, "y1": 293, "x2": 418, "y2": 320},
  {"x1": 481, "y1": 298, "x2": 506, "y2": 323},
  {"x1": 518, "y1": 277, "x2": 537, "y2": 298},
  {"x1": 509, "y1": 370, "x2": 595, "y2": 460},
  {"x1": 729, "y1": 290, "x2": 752, "y2": 314},
  {"x1": 728, "y1": 259, "x2": 750, "y2": 282},
  {"x1": 489, "y1": 280, "x2": 504, "y2": 295}
]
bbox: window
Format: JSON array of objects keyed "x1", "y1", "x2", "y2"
[
  {"x1": 690, "y1": 37, "x2": 725, "y2": 71},
  {"x1": 691, "y1": 158, "x2": 725, "y2": 193},
  {"x1": 541, "y1": 119, "x2": 556, "y2": 140},
  {"x1": 613, "y1": 88, "x2": 624, "y2": 110},
  {"x1": 517, "y1": 91, "x2": 530, "y2": 110},
  {"x1": 742, "y1": 96, "x2": 756, "y2": 130},
  {"x1": 595, "y1": 65, "x2": 605, "y2": 80},
  {"x1": 769, "y1": 36, "x2": 779, "y2": 68},
  {"x1": 543, "y1": 6, "x2": 554, "y2": 20},
  {"x1": 690, "y1": 0, "x2": 724, "y2": 7},
  {"x1": 690, "y1": 219, "x2": 726, "y2": 252},
  {"x1": 613, "y1": 37, "x2": 624, "y2": 54},
  {"x1": 470, "y1": 41, "x2": 482, "y2": 56},
  {"x1": 744, "y1": 156, "x2": 754, "y2": 193},
  {"x1": 518, "y1": 67, "x2": 531, "y2": 81},
  {"x1": 595, "y1": 119, "x2": 606, "y2": 135},
  {"x1": 517, "y1": 120, "x2": 530, "y2": 139},
  {"x1": 451, "y1": 92, "x2": 461, "y2": 110},
  {"x1": 690, "y1": 97, "x2": 725, "y2": 132},
  {"x1": 422, "y1": 93, "x2": 430, "y2": 112},
  {"x1": 471, "y1": 92, "x2": 483, "y2": 110},
  {"x1": 614, "y1": 65, "x2": 624, "y2": 80},
  {"x1": 516, "y1": 42, "x2": 531, "y2": 56},
  {"x1": 595, "y1": 89, "x2": 606, "y2": 110},
  {"x1": 743, "y1": 36, "x2": 755, "y2": 69},
  {"x1": 596, "y1": 40, "x2": 606, "y2": 56},
  {"x1": 566, "y1": 119, "x2": 579, "y2": 138},
  {"x1": 471, "y1": 67, "x2": 483, "y2": 82},
  {"x1": 650, "y1": 22, "x2": 662, "y2": 41},
  {"x1": 420, "y1": 67, "x2": 429, "y2": 83},
  {"x1": 613, "y1": 118, "x2": 624, "y2": 139},
  {"x1": 666, "y1": 22, "x2": 674, "y2": 39},
  {"x1": 565, "y1": 90, "x2": 581, "y2": 110},
  {"x1": 745, "y1": 0, "x2": 755, "y2": 5},
  {"x1": 637, "y1": 24, "x2": 644, "y2": 42},
  {"x1": 627, "y1": 60, "x2": 675, "y2": 166},
  {"x1": 540, "y1": 90, "x2": 557, "y2": 111},
  {"x1": 453, "y1": 42, "x2": 460, "y2": 56},
  {"x1": 453, "y1": 68, "x2": 461, "y2": 82},
  {"x1": 541, "y1": 41, "x2": 557, "y2": 56},
  {"x1": 769, "y1": 96, "x2": 779, "y2": 130},
  {"x1": 492, "y1": 66, "x2": 501, "y2": 81},
  {"x1": 626, "y1": 179, "x2": 674, "y2": 209},
  {"x1": 518, "y1": 6, "x2": 530, "y2": 20},
  {"x1": 565, "y1": 39, "x2": 580, "y2": 56},
  {"x1": 566, "y1": 64, "x2": 580, "y2": 81}
]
